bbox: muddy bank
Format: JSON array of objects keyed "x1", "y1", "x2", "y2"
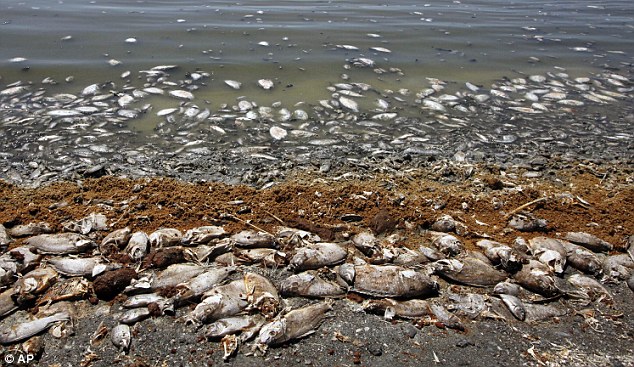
[{"x1": 0, "y1": 163, "x2": 633, "y2": 367}]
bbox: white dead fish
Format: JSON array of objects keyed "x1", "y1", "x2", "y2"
[
  {"x1": 169, "y1": 90, "x2": 194, "y2": 100},
  {"x1": 370, "y1": 46, "x2": 391, "y2": 53},
  {"x1": 149, "y1": 228, "x2": 182, "y2": 248},
  {"x1": 339, "y1": 96, "x2": 359, "y2": 112},
  {"x1": 602, "y1": 254, "x2": 634, "y2": 281},
  {"x1": 13, "y1": 267, "x2": 58, "y2": 304},
  {"x1": 513, "y1": 260, "x2": 560, "y2": 297},
  {"x1": 561, "y1": 241, "x2": 602, "y2": 275},
  {"x1": 224, "y1": 80, "x2": 242, "y2": 90},
  {"x1": 339, "y1": 264, "x2": 438, "y2": 298},
  {"x1": 523, "y1": 303, "x2": 566, "y2": 323},
  {"x1": 189, "y1": 280, "x2": 248, "y2": 324},
  {"x1": 174, "y1": 267, "x2": 235, "y2": 305},
  {"x1": 270, "y1": 126, "x2": 287, "y2": 140},
  {"x1": 280, "y1": 271, "x2": 345, "y2": 298},
  {"x1": 124, "y1": 231, "x2": 149, "y2": 261},
  {"x1": 206, "y1": 314, "x2": 266, "y2": 341},
  {"x1": 182, "y1": 226, "x2": 227, "y2": 245},
  {"x1": 111, "y1": 324, "x2": 131, "y2": 352},
  {"x1": 120, "y1": 308, "x2": 151, "y2": 325},
  {"x1": 47, "y1": 257, "x2": 100, "y2": 277},
  {"x1": 123, "y1": 293, "x2": 167, "y2": 308},
  {"x1": 62, "y1": 213, "x2": 108, "y2": 235},
  {"x1": 430, "y1": 232, "x2": 464, "y2": 256},
  {"x1": 8, "y1": 222, "x2": 52, "y2": 238},
  {"x1": 153, "y1": 263, "x2": 206, "y2": 289},
  {"x1": 0, "y1": 312, "x2": 70, "y2": 345},
  {"x1": 351, "y1": 231, "x2": 379, "y2": 257},
  {"x1": 258, "y1": 79, "x2": 274, "y2": 90},
  {"x1": 567, "y1": 274, "x2": 612, "y2": 304},
  {"x1": 258, "y1": 301, "x2": 332, "y2": 346},
  {"x1": 100, "y1": 227, "x2": 132, "y2": 255},
  {"x1": 25, "y1": 233, "x2": 94, "y2": 255},
  {"x1": 499, "y1": 294, "x2": 526, "y2": 321},
  {"x1": 289, "y1": 242, "x2": 347, "y2": 271},
  {"x1": 231, "y1": 230, "x2": 275, "y2": 248}
]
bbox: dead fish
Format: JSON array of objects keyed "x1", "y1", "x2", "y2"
[
  {"x1": 7, "y1": 222, "x2": 52, "y2": 238},
  {"x1": 289, "y1": 242, "x2": 347, "y2": 271},
  {"x1": 509, "y1": 214, "x2": 547, "y2": 232},
  {"x1": 567, "y1": 274, "x2": 612, "y2": 304},
  {"x1": 62, "y1": 213, "x2": 108, "y2": 235},
  {"x1": 429, "y1": 303, "x2": 464, "y2": 331},
  {"x1": 362, "y1": 298, "x2": 431, "y2": 319},
  {"x1": 124, "y1": 231, "x2": 149, "y2": 261},
  {"x1": 190, "y1": 238, "x2": 234, "y2": 262},
  {"x1": 37, "y1": 278, "x2": 91, "y2": 306},
  {"x1": 47, "y1": 257, "x2": 100, "y2": 277},
  {"x1": 149, "y1": 228, "x2": 182, "y2": 247},
  {"x1": 174, "y1": 267, "x2": 235, "y2": 305},
  {"x1": 205, "y1": 314, "x2": 265, "y2": 341},
  {"x1": 0, "y1": 312, "x2": 70, "y2": 345},
  {"x1": 258, "y1": 79, "x2": 274, "y2": 90},
  {"x1": 498, "y1": 294, "x2": 526, "y2": 321},
  {"x1": 564, "y1": 232, "x2": 613, "y2": 252},
  {"x1": 391, "y1": 247, "x2": 430, "y2": 266},
  {"x1": 25, "y1": 233, "x2": 94, "y2": 255},
  {"x1": 224, "y1": 80, "x2": 242, "y2": 90},
  {"x1": 120, "y1": 308, "x2": 151, "y2": 325},
  {"x1": 258, "y1": 301, "x2": 332, "y2": 346},
  {"x1": 533, "y1": 248, "x2": 566, "y2": 274},
  {"x1": 433, "y1": 257, "x2": 507, "y2": 287},
  {"x1": 493, "y1": 281, "x2": 522, "y2": 296},
  {"x1": 602, "y1": 254, "x2": 634, "y2": 281},
  {"x1": 562, "y1": 241, "x2": 603, "y2": 275},
  {"x1": 430, "y1": 232, "x2": 464, "y2": 256},
  {"x1": 351, "y1": 231, "x2": 380, "y2": 256},
  {"x1": 419, "y1": 246, "x2": 445, "y2": 262},
  {"x1": 528, "y1": 237, "x2": 567, "y2": 257},
  {"x1": 232, "y1": 248, "x2": 287, "y2": 267},
  {"x1": 1, "y1": 246, "x2": 41, "y2": 274},
  {"x1": 446, "y1": 293, "x2": 487, "y2": 320},
  {"x1": 100, "y1": 227, "x2": 132, "y2": 255},
  {"x1": 513, "y1": 260, "x2": 560, "y2": 297},
  {"x1": 231, "y1": 230, "x2": 276, "y2": 248},
  {"x1": 189, "y1": 280, "x2": 248, "y2": 324},
  {"x1": 0, "y1": 288, "x2": 17, "y2": 318},
  {"x1": 431, "y1": 215, "x2": 467, "y2": 235},
  {"x1": 523, "y1": 303, "x2": 566, "y2": 323},
  {"x1": 169, "y1": 90, "x2": 194, "y2": 100},
  {"x1": 152, "y1": 263, "x2": 206, "y2": 289},
  {"x1": 476, "y1": 240, "x2": 525, "y2": 273},
  {"x1": 111, "y1": 324, "x2": 131, "y2": 352},
  {"x1": 280, "y1": 271, "x2": 346, "y2": 298},
  {"x1": 13, "y1": 266, "x2": 58, "y2": 304},
  {"x1": 123, "y1": 293, "x2": 167, "y2": 308},
  {"x1": 182, "y1": 226, "x2": 227, "y2": 245},
  {"x1": 338, "y1": 264, "x2": 438, "y2": 298}
]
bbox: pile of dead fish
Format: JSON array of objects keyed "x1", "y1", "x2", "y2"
[
  {"x1": 1, "y1": 211, "x2": 632, "y2": 361},
  {"x1": 0, "y1": 214, "x2": 634, "y2": 358},
  {"x1": 1, "y1": 64, "x2": 632, "y2": 187}
]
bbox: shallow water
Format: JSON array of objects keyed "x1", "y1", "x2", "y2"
[{"x1": 0, "y1": 1, "x2": 633, "y2": 185}]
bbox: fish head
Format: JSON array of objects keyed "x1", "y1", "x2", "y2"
[{"x1": 258, "y1": 319, "x2": 286, "y2": 345}]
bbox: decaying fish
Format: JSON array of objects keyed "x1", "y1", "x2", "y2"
[
  {"x1": 476, "y1": 240, "x2": 525, "y2": 272},
  {"x1": 508, "y1": 214, "x2": 547, "y2": 232},
  {"x1": 189, "y1": 280, "x2": 248, "y2": 325},
  {"x1": 276, "y1": 227, "x2": 321, "y2": 247},
  {"x1": 498, "y1": 294, "x2": 526, "y2": 321},
  {"x1": 62, "y1": 213, "x2": 108, "y2": 235},
  {"x1": 100, "y1": 227, "x2": 131, "y2": 255},
  {"x1": 280, "y1": 271, "x2": 346, "y2": 298},
  {"x1": 123, "y1": 293, "x2": 167, "y2": 308},
  {"x1": 564, "y1": 232, "x2": 613, "y2": 252},
  {"x1": 8, "y1": 222, "x2": 52, "y2": 238},
  {"x1": 152, "y1": 263, "x2": 206, "y2": 289},
  {"x1": 47, "y1": 257, "x2": 100, "y2": 277},
  {"x1": 149, "y1": 228, "x2": 183, "y2": 247},
  {"x1": 429, "y1": 303, "x2": 465, "y2": 331},
  {"x1": 419, "y1": 246, "x2": 445, "y2": 262},
  {"x1": 0, "y1": 288, "x2": 17, "y2": 318},
  {"x1": 289, "y1": 242, "x2": 347, "y2": 271},
  {"x1": 120, "y1": 307, "x2": 151, "y2": 324},
  {"x1": 182, "y1": 226, "x2": 227, "y2": 245},
  {"x1": 338, "y1": 264, "x2": 438, "y2": 298},
  {"x1": 433, "y1": 257, "x2": 508, "y2": 287},
  {"x1": 523, "y1": 303, "x2": 566, "y2": 322},
  {"x1": 206, "y1": 314, "x2": 266, "y2": 341},
  {"x1": 124, "y1": 231, "x2": 149, "y2": 261},
  {"x1": 352, "y1": 231, "x2": 380, "y2": 256},
  {"x1": 493, "y1": 281, "x2": 522, "y2": 296},
  {"x1": 258, "y1": 301, "x2": 332, "y2": 346},
  {"x1": 528, "y1": 237, "x2": 567, "y2": 257},
  {"x1": 513, "y1": 260, "x2": 560, "y2": 297},
  {"x1": 174, "y1": 267, "x2": 235, "y2": 305},
  {"x1": 446, "y1": 293, "x2": 488, "y2": 319},
  {"x1": 533, "y1": 248, "x2": 566, "y2": 274},
  {"x1": 36, "y1": 277, "x2": 91, "y2": 306},
  {"x1": 189, "y1": 238, "x2": 234, "y2": 262},
  {"x1": 232, "y1": 248, "x2": 287, "y2": 267},
  {"x1": 430, "y1": 232, "x2": 464, "y2": 256},
  {"x1": 363, "y1": 298, "x2": 431, "y2": 319},
  {"x1": 391, "y1": 247, "x2": 430, "y2": 266},
  {"x1": 431, "y1": 215, "x2": 467, "y2": 235},
  {"x1": 13, "y1": 266, "x2": 59, "y2": 304},
  {"x1": 231, "y1": 230, "x2": 276, "y2": 248},
  {"x1": 567, "y1": 274, "x2": 613, "y2": 304},
  {"x1": 25, "y1": 233, "x2": 94, "y2": 255},
  {"x1": 111, "y1": 323, "x2": 131, "y2": 352},
  {"x1": 0, "y1": 312, "x2": 70, "y2": 344},
  {"x1": 602, "y1": 254, "x2": 634, "y2": 281},
  {"x1": 562, "y1": 241, "x2": 603, "y2": 275}
]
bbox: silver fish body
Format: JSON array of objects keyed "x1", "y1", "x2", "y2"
[
  {"x1": 430, "y1": 232, "x2": 464, "y2": 256},
  {"x1": 175, "y1": 267, "x2": 235, "y2": 305},
  {"x1": 100, "y1": 227, "x2": 131, "y2": 255},
  {"x1": 362, "y1": 298, "x2": 431, "y2": 319},
  {"x1": 152, "y1": 263, "x2": 206, "y2": 289},
  {"x1": 149, "y1": 228, "x2": 183, "y2": 247},
  {"x1": 280, "y1": 271, "x2": 346, "y2": 298},
  {"x1": 48, "y1": 257, "x2": 100, "y2": 277},
  {"x1": 499, "y1": 294, "x2": 526, "y2": 321},
  {"x1": 289, "y1": 242, "x2": 347, "y2": 271},
  {"x1": 339, "y1": 264, "x2": 438, "y2": 298},
  {"x1": 231, "y1": 230, "x2": 276, "y2": 248},
  {"x1": 434, "y1": 257, "x2": 507, "y2": 287},
  {"x1": 25, "y1": 233, "x2": 94, "y2": 255},
  {"x1": 258, "y1": 301, "x2": 332, "y2": 346},
  {"x1": 205, "y1": 314, "x2": 265, "y2": 341},
  {"x1": 125, "y1": 231, "x2": 149, "y2": 261},
  {"x1": 0, "y1": 312, "x2": 70, "y2": 345},
  {"x1": 182, "y1": 226, "x2": 227, "y2": 246},
  {"x1": 111, "y1": 324, "x2": 131, "y2": 352},
  {"x1": 564, "y1": 232, "x2": 613, "y2": 252}
]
